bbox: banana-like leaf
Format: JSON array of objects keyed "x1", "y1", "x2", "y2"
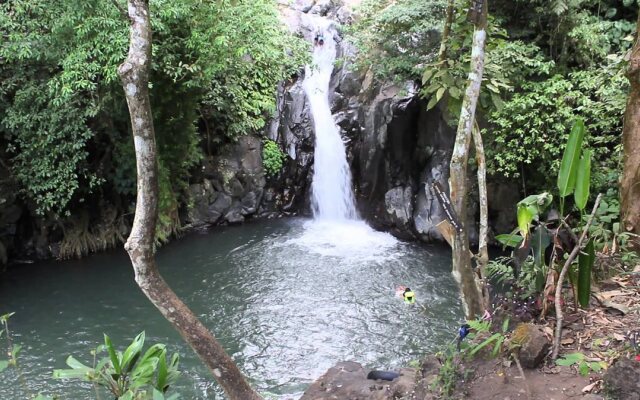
[
  {"x1": 557, "y1": 119, "x2": 585, "y2": 198},
  {"x1": 577, "y1": 239, "x2": 595, "y2": 308},
  {"x1": 531, "y1": 225, "x2": 551, "y2": 268},
  {"x1": 104, "y1": 334, "x2": 121, "y2": 375},
  {"x1": 574, "y1": 149, "x2": 591, "y2": 210},
  {"x1": 517, "y1": 203, "x2": 534, "y2": 239},
  {"x1": 120, "y1": 332, "x2": 145, "y2": 374},
  {"x1": 53, "y1": 356, "x2": 93, "y2": 380},
  {"x1": 469, "y1": 333, "x2": 503, "y2": 356},
  {"x1": 516, "y1": 193, "x2": 552, "y2": 239}
]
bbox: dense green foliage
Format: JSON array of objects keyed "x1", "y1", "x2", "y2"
[
  {"x1": 349, "y1": 0, "x2": 636, "y2": 198},
  {"x1": 262, "y1": 139, "x2": 286, "y2": 177},
  {"x1": 349, "y1": 0, "x2": 447, "y2": 81},
  {"x1": 0, "y1": 0, "x2": 306, "y2": 245}
]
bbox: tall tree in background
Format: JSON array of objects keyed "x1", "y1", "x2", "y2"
[
  {"x1": 621, "y1": 8, "x2": 640, "y2": 248},
  {"x1": 448, "y1": 0, "x2": 489, "y2": 319},
  {"x1": 118, "y1": 1, "x2": 262, "y2": 398}
]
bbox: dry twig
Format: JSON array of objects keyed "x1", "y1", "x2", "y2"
[{"x1": 552, "y1": 193, "x2": 603, "y2": 360}]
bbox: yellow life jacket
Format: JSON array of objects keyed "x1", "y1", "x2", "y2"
[{"x1": 403, "y1": 291, "x2": 416, "y2": 304}]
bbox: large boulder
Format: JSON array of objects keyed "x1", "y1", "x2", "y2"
[
  {"x1": 604, "y1": 357, "x2": 640, "y2": 400},
  {"x1": 300, "y1": 361, "x2": 416, "y2": 400},
  {"x1": 513, "y1": 323, "x2": 551, "y2": 369}
]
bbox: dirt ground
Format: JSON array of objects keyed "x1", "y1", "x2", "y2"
[{"x1": 431, "y1": 266, "x2": 640, "y2": 400}]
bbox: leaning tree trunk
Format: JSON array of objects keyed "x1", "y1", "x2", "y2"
[
  {"x1": 118, "y1": 1, "x2": 262, "y2": 399},
  {"x1": 449, "y1": 0, "x2": 488, "y2": 319},
  {"x1": 621, "y1": 9, "x2": 640, "y2": 248}
]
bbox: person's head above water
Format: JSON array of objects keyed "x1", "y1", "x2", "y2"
[{"x1": 404, "y1": 287, "x2": 411, "y2": 293}]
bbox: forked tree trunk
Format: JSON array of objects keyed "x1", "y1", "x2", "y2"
[
  {"x1": 118, "y1": 1, "x2": 262, "y2": 399},
  {"x1": 449, "y1": 0, "x2": 488, "y2": 319},
  {"x1": 621, "y1": 10, "x2": 640, "y2": 248}
]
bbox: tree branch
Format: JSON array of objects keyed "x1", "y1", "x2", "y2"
[
  {"x1": 110, "y1": 0, "x2": 128, "y2": 20},
  {"x1": 551, "y1": 193, "x2": 602, "y2": 360}
]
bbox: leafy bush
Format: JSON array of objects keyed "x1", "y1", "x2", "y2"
[
  {"x1": 54, "y1": 332, "x2": 181, "y2": 400},
  {"x1": 0, "y1": 0, "x2": 307, "y2": 221},
  {"x1": 262, "y1": 140, "x2": 286, "y2": 177},
  {"x1": 348, "y1": 0, "x2": 446, "y2": 82},
  {"x1": 487, "y1": 71, "x2": 626, "y2": 195}
]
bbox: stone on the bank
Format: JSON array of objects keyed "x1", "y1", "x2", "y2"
[
  {"x1": 604, "y1": 357, "x2": 640, "y2": 400},
  {"x1": 513, "y1": 323, "x2": 550, "y2": 368},
  {"x1": 300, "y1": 361, "x2": 416, "y2": 400}
]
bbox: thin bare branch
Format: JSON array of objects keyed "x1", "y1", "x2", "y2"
[{"x1": 552, "y1": 193, "x2": 602, "y2": 360}]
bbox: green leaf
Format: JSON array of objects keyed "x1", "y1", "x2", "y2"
[
  {"x1": 577, "y1": 239, "x2": 595, "y2": 308},
  {"x1": 0, "y1": 312, "x2": 15, "y2": 322},
  {"x1": 104, "y1": 334, "x2": 121, "y2": 375},
  {"x1": 136, "y1": 343, "x2": 165, "y2": 369},
  {"x1": 0, "y1": 360, "x2": 9, "y2": 372},
  {"x1": 469, "y1": 333, "x2": 502, "y2": 356},
  {"x1": 157, "y1": 349, "x2": 169, "y2": 392},
  {"x1": 153, "y1": 389, "x2": 166, "y2": 400},
  {"x1": 589, "y1": 362, "x2": 603, "y2": 372},
  {"x1": 531, "y1": 225, "x2": 551, "y2": 269},
  {"x1": 118, "y1": 390, "x2": 135, "y2": 400},
  {"x1": 52, "y1": 368, "x2": 91, "y2": 380},
  {"x1": 436, "y1": 86, "x2": 446, "y2": 102},
  {"x1": 517, "y1": 204, "x2": 534, "y2": 239},
  {"x1": 578, "y1": 362, "x2": 590, "y2": 376},
  {"x1": 557, "y1": 119, "x2": 585, "y2": 198},
  {"x1": 501, "y1": 318, "x2": 510, "y2": 333},
  {"x1": 120, "y1": 331, "x2": 145, "y2": 374},
  {"x1": 574, "y1": 149, "x2": 591, "y2": 211},
  {"x1": 12, "y1": 344, "x2": 22, "y2": 358},
  {"x1": 495, "y1": 234, "x2": 523, "y2": 248},
  {"x1": 426, "y1": 95, "x2": 439, "y2": 110},
  {"x1": 422, "y1": 69, "x2": 434, "y2": 84},
  {"x1": 33, "y1": 395, "x2": 55, "y2": 400},
  {"x1": 555, "y1": 352, "x2": 584, "y2": 366},
  {"x1": 449, "y1": 86, "x2": 462, "y2": 99},
  {"x1": 65, "y1": 355, "x2": 91, "y2": 370},
  {"x1": 492, "y1": 335, "x2": 505, "y2": 357},
  {"x1": 53, "y1": 356, "x2": 93, "y2": 380}
]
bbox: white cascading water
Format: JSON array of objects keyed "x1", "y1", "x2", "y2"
[
  {"x1": 302, "y1": 22, "x2": 358, "y2": 220},
  {"x1": 290, "y1": 20, "x2": 400, "y2": 259}
]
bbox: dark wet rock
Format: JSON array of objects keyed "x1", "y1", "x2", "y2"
[
  {"x1": 604, "y1": 357, "x2": 640, "y2": 400},
  {"x1": 487, "y1": 181, "x2": 519, "y2": 236},
  {"x1": 384, "y1": 186, "x2": 414, "y2": 235},
  {"x1": 310, "y1": 0, "x2": 332, "y2": 16},
  {"x1": 514, "y1": 323, "x2": 550, "y2": 369},
  {"x1": 186, "y1": 135, "x2": 266, "y2": 228},
  {"x1": 300, "y1": 361, "x2": 417, "y2": 400}
]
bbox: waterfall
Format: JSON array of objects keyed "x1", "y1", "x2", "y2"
[
  {"x1": 303, "y1": 22, "x2": 358, "y2": 221},
  {"x1": 290, "y1": 20, "x2": 398, "y2": 257}
]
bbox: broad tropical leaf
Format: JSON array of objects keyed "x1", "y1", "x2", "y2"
[
  {"x1": 557, "y1": 119, "x2": 585, "y2": 198},
  {"x1": 574, "y1": 149, "x2": 591, "y2": 211},
  {"x1": 577, "y1": 239, "x2": 595, "y2": 308}
]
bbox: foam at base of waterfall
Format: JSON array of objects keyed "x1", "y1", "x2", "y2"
[{"x1": 286, "y1": 219, "x2": 400, "y2": 261}]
